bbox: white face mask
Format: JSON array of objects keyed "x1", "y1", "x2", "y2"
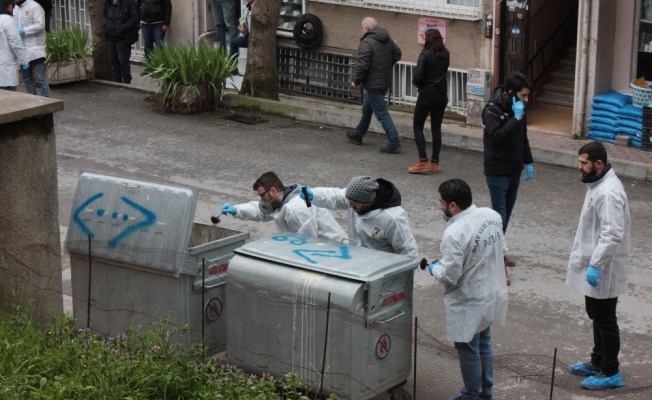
[{"x1": 258, "y1": 192, "x2": 281, "y2": 214}]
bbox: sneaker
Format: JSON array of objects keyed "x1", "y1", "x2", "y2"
[
  {"x1": 569, "y1": 361, "x2": 601, "y2": 376},
  {"x1": 504, "y1": 255, "x2": 516, "y2": 267},
  {"x1": 430, "y1": 161, "x2": 439, "y2": 173},
  {"x1": 379, "y1": 143, "x2": 402, "y2": 154},
  {"x1": 346, "y1": 131, "x2": 362, "y2": 145},
  {"x1": 408, "y1": 160, "x2": 430, "y2": 174},
  {"x1": 580, "y1": 372, "x2": 624, "y2": 390}
]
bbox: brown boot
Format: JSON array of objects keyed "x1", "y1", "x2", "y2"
[
  {"x1": 408, "y1": 159, "x2": 430, "y2": 174},
  {"x1": 430, "y1": 161, "x2": 439, "y2": 173},
  {"x1": 505, "y1": 267, "x2": 511, "y2": 286}
]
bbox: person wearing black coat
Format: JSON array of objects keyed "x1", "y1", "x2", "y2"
[
  {"x1": 139, "y1": 0, "x2": 171, "y2": 57},
  {"x1": 408, "y1": 27, "x2": 449, "y2": 175},
  {"x1": 346, "y1": 17, "x2": 403, "y2": 155},
  {"x1": 102, "y1": 0, "x2": 139, "y2": 84}
]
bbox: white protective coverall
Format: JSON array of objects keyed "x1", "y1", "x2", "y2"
[
  {"x1": 310, "y1": 187, "x2": 418, "y2": 259},
  {"x1": 233, "y1": 185, "x2": 346, "y2": 242},
  {"x1": 0, "y1": 14, "x2": 29, "y2": 87},
  {"x1": 432, "y1": 205, "x2": 508, "y2": 343},
  {"x1": 566, "y1": 168, "x2": 630, "y2": 299},
  {"x1": 13, "y1": 0, "x2": 46, "y2": 62}
]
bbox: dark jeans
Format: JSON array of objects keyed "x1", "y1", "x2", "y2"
[
  {"x1": 354, "y1": 89, "x2": 400, "y2": 144},
  {"x1": 486, "y1": 172, "x2": 521, "y2": 233},
  {"x1": 141, "y1": 22, "x2": 165, "y2": 57},
  {"x1": 0, "y1": 86, "x2": 17, "y2": 91},
  {"x1": 413, "y1": 92, "x2": 447, "y2": 162},
  {"x1": 229, "y1": 35, "x2": 248, "y2": 57},
  {"x1": 454, "y1": 327, "x2": 494, "y2": 400},
  {"x1": 107, "y1": 37, "x2": 132, "y2": 84},
  {"x1": 21, "y1": 59, "x2": 50, "y2": 97},
  {"x1": 211, "y1": 0, "x2": 238, "y2": 49},
  {"x1": 586, "y1": 296, "x2": 620, "y2": 376}
]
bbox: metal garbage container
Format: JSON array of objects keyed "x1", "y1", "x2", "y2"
[
  {"x1": 66, "y1": 172, "x2": 248, "y2": 356},
  {"x1": 226, "y1": 233, "x2": 417, "y2": 400}
]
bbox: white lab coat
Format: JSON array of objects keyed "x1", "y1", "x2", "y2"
[
  {"x1": 0, "y1": 14, "x2": 29, "y2": 87},
  {"x1": 13, "y1": 0, "x2": 46, "y2": 62},
  {"x1": 566, "y1": 168, "x2": 630, "y2": 299},
  {"x1": 311, "y1": 187, "x2": 419, "y2": 259},
  {"x1": 432, "y1": 205, "x2": 508, "y2": 343},
  {"x1": 234, "y1": 185, "x2": 346, "y2": 242}
]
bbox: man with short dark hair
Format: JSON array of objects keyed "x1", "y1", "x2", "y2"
[
  {"x1": 567, "y1": 141, "x2": 630, "y2": 390},
  {"x1": 347, "y1": 17, "x2": 403, "y2": 154},
  {"x1": 13, "y1": 0, "x2": 49, "y2": 96},
  {"x1": 220, "y1": 171, "x2": 346, "y2": 242},
  {"x1": 482, "y1": 71, "x2": 534, "y2": 284},
  {"x1": 301, "y1": 176, "x2": 418, "y2": 259},
  {"x1": 427, "y1": 178, "x2": 508, "y2": 400},
  {"x1": 0, "y1": 0, "x2": 29, "y2": 91},
  {"x1": 139, "y1": 0, "x2": 172, "y2": 57}
]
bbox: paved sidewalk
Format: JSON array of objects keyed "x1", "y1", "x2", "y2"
[{"x1": 123, "y1": 65, "x2": 652, "y2": 181}]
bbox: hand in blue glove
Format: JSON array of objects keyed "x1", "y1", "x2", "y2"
[
  {"x1": 21, "y1": 63, "x2": 30, "y2": 70},
  {"x1": 586, "y1": 265, "x2": 601, "y2": 288},
  {"x1": 524, "y1": 163, "x2": 534, "y2": 181},
  {"x1": 18, "y1": 27, "x2": 25, "y2": 36},
  {"x1": 427, "y1": 260, "x2": 442, "y2": 276},
  {"x1": 299, "y1": 186, "x2": 313, "y2": 201},
  {"x1": 512, "y1": 96, "x2": 525, "y2": 120},
  {"x1": 221, "y1": 203, "x2": 236, "y2": 215}
]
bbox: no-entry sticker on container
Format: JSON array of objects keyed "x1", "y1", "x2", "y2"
[
  {"x1": 375, "y1": 334, "x2": 391, "y2": 359},
  {"x1": 205, "y1": 298, "x2": 223, "y2": 321}
]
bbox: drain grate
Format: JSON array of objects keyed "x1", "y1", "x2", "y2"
[{"x1": 223, "y1": 114, "x2": 269, "y2": 125}]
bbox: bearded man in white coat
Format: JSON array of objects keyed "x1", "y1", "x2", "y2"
[
  {"x1": 567, "y1": 141, "x2": 629, "y2": 390},
  {"x1": 0, "y1": 0, "x2": 29, "y2": 91},
  {"x1": 220, "y1": 171, "x2": 346, "y2": 242},
  {"x1": 427, "y1": 178, "x2": 508, "y2": 400}
]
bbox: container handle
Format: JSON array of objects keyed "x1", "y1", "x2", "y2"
[
  {"x1": 123, "y1": 183, "x2": 140, "y2": 188},
  {"x1": 375, "y1": 310, "x2": 405, "y2": 324}
]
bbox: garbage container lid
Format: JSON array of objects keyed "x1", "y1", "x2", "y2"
[
  {"x1": 65, "y1": 172, "x2": 197, "y2": 273},
  {"x1": 234, "y1": 234, "x2": 417, "y2": 283}
]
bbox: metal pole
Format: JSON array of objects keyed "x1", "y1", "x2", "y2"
[
  {"x1": 318, "y1": 292, "x2": 332, "y2": 399},
  {"x1": 413, "y1": 316, "x2": 418, "y2": 400},
  {"x1": 201, "y1": 258, "x2": 206, "y2": 350},
  {"x1": 549, "y1": 347, "x2": 557, "y2": 400},
  {"x1": 86, "y1": 234, "x2": 92, "y2": 329}
]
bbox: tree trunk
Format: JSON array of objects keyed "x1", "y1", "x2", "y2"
[
  {"x1": 239, "y1": 0, "x2": 283, "y2": 100},
  {"x1": 87, "y1": 0, "x2": 112, "y2": 80}
]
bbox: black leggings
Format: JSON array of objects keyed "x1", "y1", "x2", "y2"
[{"x1": 412, "y1": 92, "x2": 448, "y2": 162}]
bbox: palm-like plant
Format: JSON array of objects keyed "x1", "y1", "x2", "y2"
[
  {"x1": 143, "y1": 43, "x2": 238, "y2": 113},
  {"x1": 45, "y1": 27, "x2": 91, "y2": 63}
]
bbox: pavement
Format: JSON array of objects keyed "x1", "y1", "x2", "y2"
[{"x1": 113, "y1": 63, "x2": 652, "y2": 181}]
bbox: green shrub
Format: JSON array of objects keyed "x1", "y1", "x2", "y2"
[
  {"x1": 0, "y1": 309, "x2": 337, "y2": 399},
  {"x1": 45, "y1": 26, "x2": 91, "y2": 63},
  {"x1": 143, "y1": 43, "x2": 238, "y2": 113}
]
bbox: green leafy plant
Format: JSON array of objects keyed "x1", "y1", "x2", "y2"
[
  {"x1": 45, "y1": 26, "x2": 91, "y2": 63},
  {"x1": 0, "y1": 309, "x2": 337, "y2": 399},
  {"x1": 143, "y1": 42, "x2": 238, "y2": 113}
]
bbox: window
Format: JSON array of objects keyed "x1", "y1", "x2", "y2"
[{"x1": 310, "y1": 0, "x2": 482, "y2": 21}]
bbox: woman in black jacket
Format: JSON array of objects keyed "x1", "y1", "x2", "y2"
[{"x1": 408, "y1": 28, "x2": 450, "y2": 174}]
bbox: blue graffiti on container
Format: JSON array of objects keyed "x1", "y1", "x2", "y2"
[
  {"x1": 272, "y1": 234, "x2": 309, "y2": 246},
  {"x1": 294, "y1": 246, "x2": 352, "y2": 264},
  {"x1": 73, "y1": 193, "x2": 157, "y2": 247}
]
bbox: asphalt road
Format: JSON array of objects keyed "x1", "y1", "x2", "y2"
[{"x1": 53, "y1": 83, "x2": 652, "y2": 399}]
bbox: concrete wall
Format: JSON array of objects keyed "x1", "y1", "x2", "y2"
[
  {"x1": 612, "y1": 0, "x2": 637, "y2": 92},
  {"x1": 0, "y1": 92, "x2": 64, "y2": 324}
]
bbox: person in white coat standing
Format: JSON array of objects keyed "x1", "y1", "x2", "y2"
[
  {"x1": 0, "y1": 0, "x2": 30, "y2": 91},
  {"x1": 13, "y1": 0, "x2": 49, "y2": 97},
  {"x1": 301, "y1": 176, "x2": 418, "y2": 259},
  {"x1": 567, "y1": 141, "x2": 629, "y2": 390},
  {"x1": 220, "y1": 171, "x2": 346, "y2": 242},
  {"x1": 426, "y1": 178, "x2": 508, "y2": 400}
]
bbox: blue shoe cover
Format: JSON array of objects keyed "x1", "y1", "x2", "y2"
[
  {"x1": 569, "y1": 361, "x2": 600, "y2": 376},
  {"x1": 580, "y1": 372, "x2": 625, "y2": 389}
]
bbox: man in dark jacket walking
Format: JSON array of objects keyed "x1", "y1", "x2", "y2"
[
  {"x1": 482, "y1": 71, "x2": 534, "y2": 285},
  {"x1": 139, "y1": 0, "x2": 171, "y2": 57},
  {"x1": 102, "y1": 0, "x2": 139, "y2": 84},
  {"x1": 347, "y1": 17, "x2": 402, "y2": 154}
]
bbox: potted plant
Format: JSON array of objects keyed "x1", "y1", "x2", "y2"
[
  {"x1": 142, "y1": 43, "x2": 237, "y2": 114},
  {"x1": 45, "y1": 26, "x2": 91, "y2": 85}
]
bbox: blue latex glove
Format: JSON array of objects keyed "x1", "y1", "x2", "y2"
[
  {"x1": 586, "y1": 265, "x2": 601, "y2": 288},
  {"x1": 512, "y1": 97, "x2": 525, "y2": 120},
  {"x1": 221, "y1": 203, "x2": 236, "y2": 215},
  {"x1": 21, "y1": 63, "x2": 30, "y2": 70},
  {"x1": 18, "y1": 27, "x2": 25, "y2": 36},
  {"x1": 299, "y1": 186, "x2": 313, "y2": 201},
  {"x1": 524, "y1": 163, "x2": 534, "y2": 181},
  {"x1": 427, "y1": 260, "x2": 442, "y2": 276}
]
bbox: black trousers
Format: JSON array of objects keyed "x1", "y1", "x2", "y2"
[
  {"x1": 585, "y1": 296, "x2": 620, "y2": 376},
  {"x1": 412, "y1": 92, "x2": 448, "y2": 162},
  {"x1": 107, "y1": 37, "x2": 132, "y2": 84}
]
